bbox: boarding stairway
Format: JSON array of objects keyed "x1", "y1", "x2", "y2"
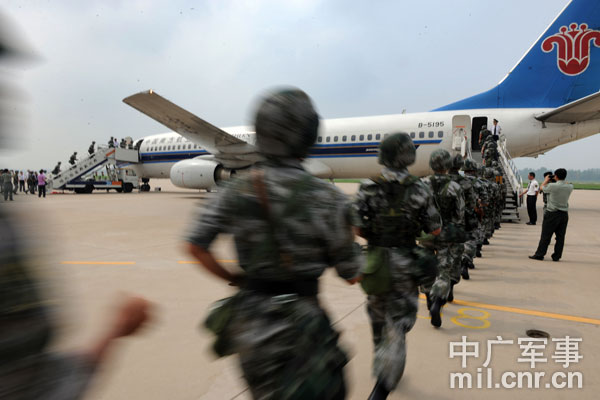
[
  {"x1": 468, "y1": 136, "x2": 523, "y2": 222},
  {"x1": 48, "y1": 146, "x2": 140, "y2": 191}
]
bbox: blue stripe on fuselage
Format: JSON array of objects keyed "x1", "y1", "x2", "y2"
[{"x1": 139, "y1": 140, "x2": 441, "y2": 164}]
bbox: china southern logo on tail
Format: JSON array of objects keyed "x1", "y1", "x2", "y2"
[{"x1": 542, "y1": 23, "x2": 600, "y2": 76}]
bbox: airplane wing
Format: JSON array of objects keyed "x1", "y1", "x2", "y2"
[
  {"x1": 536, "y1": 91, "x2": 600, "y2": 123},
  {"x1": 123, "y1": 90, "x2": 262, "y2": 168}
]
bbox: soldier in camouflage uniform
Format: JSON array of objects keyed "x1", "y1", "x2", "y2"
[
  {"x1": 186, "y1": 88, "x2": 360, "y2": 400},
  {"x1": 493, "y1": 165, "x2": 506, "y2": 229},
  {"x1": 482, "y1": 136, "x2": 499, "y2": 166},
  {"x1": 482, "y1": 168, "x2": 497, "y2": 241},
  {"x1": 353, "y1": 133, "x2": 441, "y2": 400},
  {"x1": 478, "y1": 125, "x2": 491, "y2": 147},
  {"x1": 421, "y1": 149, "x2": 465, "y2": 328},
  {"x1": 461, "y1": 159, "x2": 486, "y2": 263},
  {"x1": 448, "y1": 155, "x2": 478, "y2": 281}
]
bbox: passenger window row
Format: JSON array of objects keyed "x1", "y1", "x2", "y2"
[{"x1": 316, "y1": 133, "x2": 389, "y2": 143}]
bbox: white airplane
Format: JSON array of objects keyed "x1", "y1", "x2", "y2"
[{"x1": 124, "y1": 0, "x2": 600, "y2": 191}]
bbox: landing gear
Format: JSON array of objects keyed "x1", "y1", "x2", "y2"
[{"x1": 140, "y1": 178, "x2": 151, "y2": 192}]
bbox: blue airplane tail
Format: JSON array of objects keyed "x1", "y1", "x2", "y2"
[{"x1": 436, "y1": 0, "x2": 600, "y2": 111}]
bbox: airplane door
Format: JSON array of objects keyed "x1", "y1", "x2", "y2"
[
  {"x1": 452, "y1": 115, "x2": 471, "y2": 157},
  {"x1": 471, "y1": 116, "x2": 488, "y2": 151}
]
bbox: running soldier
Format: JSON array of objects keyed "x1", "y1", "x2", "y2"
[
  {"x1": 186, "y1": 88, "x2": 360, "y2": 400},
  {"x1": 353, "y1": 132, "x2": 440, "y2": 399},
  {"x1": 448, "y1": 154, "x2": 478, "y2": 280},
  {"x1": 421, "y1": 149, "x2": 465, "y2": 328}
]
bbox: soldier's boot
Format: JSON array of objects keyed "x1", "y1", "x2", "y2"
[
  {"x1": 495, "y1": 223, "x2": 501, "y2": 229},
  {"x1": 430, "y1": 298, "x2": 443, "y2": 328},
  {"x1": 476, "y1": 245, "x2": 482, "y2": 257},
  {"x1": 368, "y1": 380, "x2": 390, "y2": 400},
  {"x1": 425, "y1": 293, "x2": 432, "y2": 310},
  {"x1": 448, "y1": 283, "x2": 455, "y2": 302},
  {"x1": 483, "y1": 238, "x2": 490, "y2": 245},
  {"x1": 461, "y1": 263, "x2": 470, "y2": 280}
]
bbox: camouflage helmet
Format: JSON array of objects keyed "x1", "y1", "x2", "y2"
[
  {"x1": 450, "y1": 153, "x2": 464, "y2": 170},
  {"x1": 378, "y1": 133, "x2": 416, "y2": 169},
  {"x1": 429, "y1": 149, "x2": 452, "y2": 172},
  {"x1": 254, "y1": 87, "x2": 319, "y2": 159},
  {"x1": 481, "y1": 124, "x2": 487, "y2": 131},
  {"x1": 484, "y1": 168, "x2": 494, "y2": 179},
  {"x1": 462, "y1": 158, "x2": 477, "y2": 172}
]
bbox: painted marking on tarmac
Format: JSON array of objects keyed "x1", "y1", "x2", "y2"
[
  {"x1": 62, "y1": 261, "x2": 136, "y2": 265},
  {"x1": 419, "y1": 294, "x2": 600, "y2": 326}
]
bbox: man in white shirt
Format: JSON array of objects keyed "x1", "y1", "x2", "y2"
[
  {"x1": 519, "y1": 172, "x2": 539, "y2": 225},
  {"x1": 491, "y1": 118, "x2": 501, "y2": 141}
]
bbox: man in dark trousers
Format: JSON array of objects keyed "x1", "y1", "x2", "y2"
[
  {"x1": 491, "y1": 118, "x2": 501, "y2": 141},
  {"x1": 529, "y1": 168, "x2": 573, "y2": 262},
  {"x1": 519, "y1": 172, "x2": 539, "y2": 225}
]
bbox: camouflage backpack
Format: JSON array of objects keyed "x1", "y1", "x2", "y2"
[{"x1": 360, "y1": 174, "x2": 420, "y2": 295}]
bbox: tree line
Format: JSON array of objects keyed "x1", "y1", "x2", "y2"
[{"x1": 519, "y1": 168, "x2": 600, "y2": 182}]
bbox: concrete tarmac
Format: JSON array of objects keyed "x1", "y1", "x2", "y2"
[{"x1": 6, "y1": 182, "x2": 599, "y2": 399}]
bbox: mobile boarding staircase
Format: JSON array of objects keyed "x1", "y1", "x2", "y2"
[
  {"x1": 466, "y1": 136, "x2": 523, "y2": 222},
  {"x1": 48, "y1": 146, "x2": 139, "y2": 192}
]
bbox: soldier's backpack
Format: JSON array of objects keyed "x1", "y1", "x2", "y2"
[
  {"x1": 360, "y1": 175, "x2": 420, "y2": 295},
  {"x1": 430, "y1": 177, "x2": 467, "y2": 243}
]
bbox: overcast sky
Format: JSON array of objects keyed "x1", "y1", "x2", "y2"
[{"x1": 2, "y1": 0, "x2": 597, "y2": 171}]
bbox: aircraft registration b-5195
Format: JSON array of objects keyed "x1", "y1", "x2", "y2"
[{"x1": 124, "y1": 0, "x2": 600, "y2": 191}]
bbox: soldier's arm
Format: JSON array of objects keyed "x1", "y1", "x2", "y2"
[
  {"x1": 186, "y1": 184, "x2": 241, "y2": 285},
  {"x1": 419, "y1": 182, "x2": 442, "y2": 236}
]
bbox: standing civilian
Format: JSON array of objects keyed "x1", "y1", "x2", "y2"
[
  {"x1": 37, "y1": 169, "x2": 46, "y2": 198},
  {"x1": 519, "y1": 172, "x2": 539, "y2": 225},
  {"x1": 18, "y1": 170, "x2": 25, "y2": 192},
  {"x1": 529, "y1": 169, "x2": 573, "y2": 261}
]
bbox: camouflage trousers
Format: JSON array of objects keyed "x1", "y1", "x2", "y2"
[
  {"x1": 224, "y1": 291, "x2": 347, "y2": 400},
  {"x1": 422, "y1": 244, "x2": 462, "y2": 300},
  {"x1": 463, "y1": 230, "x2": 478, "y2": 264},
  {"x1": 366, "y1": 288, "x2": 418, "y2": 391}
]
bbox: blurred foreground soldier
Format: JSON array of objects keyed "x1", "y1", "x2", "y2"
[
  {"x1": 68, "y1": 152, "x2": 77, "y2": 166},
  {"x1": 87, "y1": 141, "x2": 95, "y2": 155},
  {"x1": 449, "y1": 155, "x2": 477, "y2": 280},
  {"x1": 422, "y1": 149, "x2": 465, "y2": 328},
  {"x1": 2, "y1": 169, "x2": 13, "y2": 201},
  {"x1": 0, "y1": 22, "x2": 152, "y2": 400},
  {"x1": 353, "y1": 133, "x2": 440, "y2": 399},
  {"x1": 51, "y1": 162, "x2": 61, "y2": 176},
  {"x1": 530, "y1": 168, "x2": 573, "y2": 261},
  {"x1": 0, "y1": 207, "x2": 152, "y2": 399},
  {"x1": 186, "y1": 88, "x2": 360, "y2": 400}
]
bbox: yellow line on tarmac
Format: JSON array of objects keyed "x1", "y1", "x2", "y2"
[
  {"x1": 62, "y1": 261, "x2": 136, "y2": 265},
  {"x1": 419, "y1": 294, "x2": 600, "y2": 326},
  {"x1": 178, "y1": 260, "x2": 238, "y2": 264}
]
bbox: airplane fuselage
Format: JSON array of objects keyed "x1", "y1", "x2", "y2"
[{"x1": 128, "y1": 108, "x2": 600, "y2": 184}]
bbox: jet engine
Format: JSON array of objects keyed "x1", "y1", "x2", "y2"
[{"x1": 169, "y1": 158, "x2": 235, "y2": 189}]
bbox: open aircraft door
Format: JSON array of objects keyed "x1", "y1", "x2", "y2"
[{"x1": 451, "y1": 115, "x2": 471, "y2": 157}]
